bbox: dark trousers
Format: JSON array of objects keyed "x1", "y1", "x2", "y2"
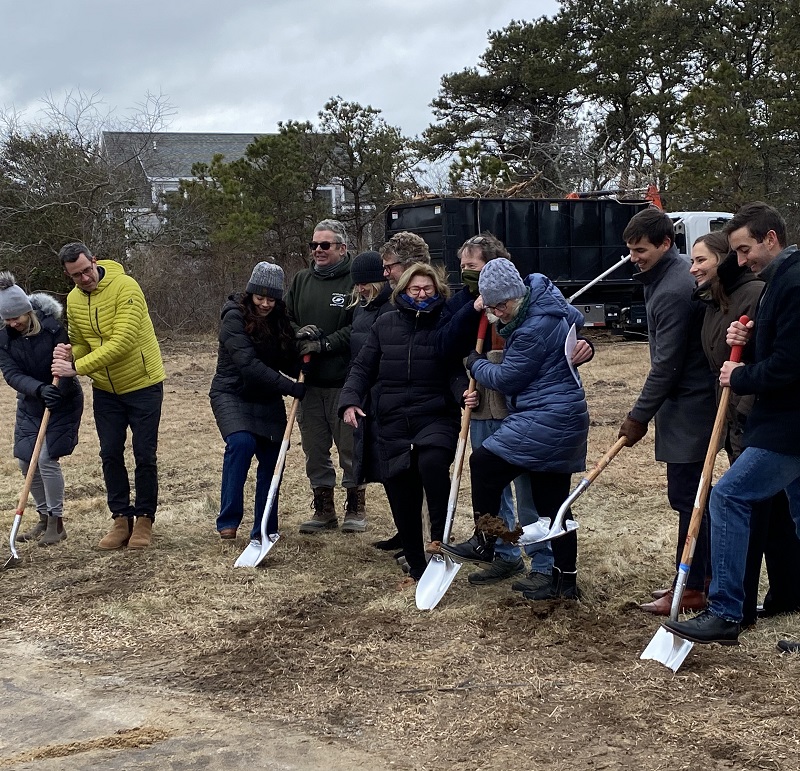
[
  {"x1": 667, "y1": 461, "x2": 709, "y2": 591},
  {"x1": 93, "y1": 384, "x2": 163, "y2": 520},
  {"x1": 469, "y1": 445, "x2": 576, "y2": 573},
  {"x1": 382, "y1": 445, "x2": 453, "y2": 580}
]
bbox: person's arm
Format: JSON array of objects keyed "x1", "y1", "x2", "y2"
[
  {"x1": 470, "y1": 326, "x2": 546, "y2": 396},
  {"x1": 0, "y1": 346, "x2": 44, "y2": 397},
  {"x1": 338, "y1": 322, "x2": 382, "y2": 418}
]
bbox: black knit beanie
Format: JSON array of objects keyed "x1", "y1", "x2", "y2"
[{"x1": 351, "y1": 251, "x2": 385, "y2": 284}]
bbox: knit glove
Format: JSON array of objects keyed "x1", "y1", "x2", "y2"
[
  {"x1": 37, "y1": 384, "x2": 63, "y2": 410},
  {"x1": 618, "y1": 414, "x2": 648, "y2": 447},
  {"x1": 298, "y1": 339, "x2": 322, "y2": 356},
  {"x1": 296, "y1": 324, "x2": 323, "y2": 340},
  {"x1": 288, "y1": 381, "x2": 306, "y2": 400},
  {"x1": 465, "y1": 349, "x2": 487, "y2": 373}
]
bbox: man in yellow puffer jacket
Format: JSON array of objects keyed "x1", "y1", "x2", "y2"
[{"x1": 52, "y1": 242, "x2": 165, "y2": 550}]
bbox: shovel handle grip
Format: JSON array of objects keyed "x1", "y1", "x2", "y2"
[{"x1": 728, "y1": 315, "x2": 749, "y2": 364}]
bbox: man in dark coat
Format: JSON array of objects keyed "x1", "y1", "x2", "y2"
[
  {"x1": 663, "y1": 202, "x2": 800, "y2": 649},
  {"x1": 617, "y1": 209, "x2": 717, "y2": 614}
]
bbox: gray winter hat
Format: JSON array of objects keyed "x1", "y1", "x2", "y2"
[
  {"x1": 0, "y1": 271, "x2": 33, "y2": 320},
  {"x1": 478, "y1": 258, "x2": 526, "y2": 308},
  {"x1": 246, "y1": 261, "x2": 284, "y2": 300}
]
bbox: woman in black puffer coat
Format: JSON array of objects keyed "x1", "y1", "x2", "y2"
[
  {"x1": 340, "y1": 263, "x2": 467, "y2": 581},
  {"x1": 0, "y1": 273, "x2": 83, "y2": 546},
  {"x1": 209, "y1": 262, "x2": 303, "y2": 543}
]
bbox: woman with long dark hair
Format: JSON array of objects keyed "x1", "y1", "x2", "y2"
[{"x1": 209, "y1": 261, "x2": 304, "y2": 542}]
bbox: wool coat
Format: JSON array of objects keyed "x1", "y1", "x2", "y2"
[{"x1": 0, "y1": 294, "x2": 83, "y2": 462}]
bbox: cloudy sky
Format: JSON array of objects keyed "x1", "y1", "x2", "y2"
[{"x1": 2, "y1": 0, "x2": 559, "y2": 138}]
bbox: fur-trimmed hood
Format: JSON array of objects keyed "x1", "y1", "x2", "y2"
[{"x1": 30, "y1": 292, "x2": 64, "y2": 320}]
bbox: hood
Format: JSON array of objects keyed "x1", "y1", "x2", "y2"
[
  {"x1": 716, "y1": 249, "x2": 759, "y2": 295},
  {"x1": 88, "y1": 259, "x2": 126, "y2": 294},
  {"x1": 312, "y1": 253, "x2": 352, "y2": 279},
  {"x1": 220, "y1": 292, "x2": 244, "y2": 319},
  {"x1": 30, "y1": 292, "x2": 64, "y2": 319},
  {"x1": 524, "y1": 273, "x2": 584, "y2": 328},
  {"x1": 365, "y1": 282, "x2": 392, "y2": 310}
]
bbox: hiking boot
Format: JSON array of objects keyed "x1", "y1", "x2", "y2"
[
  {"x1": 299, "y1": 487, "x2": 338, "y2": 533},
  {"x1": 440, "y1": 529, "x2": 495, "y2": 565},
  {"x1": 38, "y1": 516, "x2": 67, "y2": 547},
  {"x1": 511, "y1": 570, "x2": 552, "y2": 594},
  {"x1": 342, "y1": 488, "x2": 367, "y2": 533},
  {"x1": 98, "y1": 517, "x2": 133, "y2": 550},
  {"x1": 468, "y1": 557, "x2": 525, "y2": 585},
  {"x1": 372, "y1": 533, "x2": 402, "y2": 551},
  {"x1": 128, "y1": 517, "x2": 153, "y2": 549},
  {"x1": 18, "y1": 512, "x2": 47, "y2": 543},
  {"x1": 662, "y1": 610, "x2": 740, "y2": 645},
  {"x1": 522, "y1": 568, "x2": 581, "y2": 601}
]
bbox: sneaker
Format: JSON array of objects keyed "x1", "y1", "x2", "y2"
[
  {"x1": 468, "y1": 557, "x2": 525, "y2": 585},
  {"x1": 511, "y1": 570, "x2": 552, "y2": 594}
]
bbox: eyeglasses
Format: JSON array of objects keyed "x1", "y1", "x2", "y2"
[
  {"x1": 309, "y1": 241, "x2": 342, "y2": 251},
  {"x1": 484, "y1": 301, "x2": 508, "y2": 313},
  {"x1": 66, "y1": 264, "x2": 95, "y2": 281},
  {"x1": 382, "y1": 261, "x2": 403, "y2": 273},
  {"x1": 407, "y1": 284, "x2": 436, "y2": 296}
]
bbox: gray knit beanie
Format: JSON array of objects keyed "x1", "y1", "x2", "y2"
[
  {"x1": 0, "y1": 272, "x2": 33, "y2": 320},
  {"x1": 246, "y1": 261, "x2": 284, "y2": 300},
  {"x1": 351, "y1": 251, "x2": 384, "y2": 284},
  {"x1": 478, "y1": 258, "x2": 526, "y2": 308}
]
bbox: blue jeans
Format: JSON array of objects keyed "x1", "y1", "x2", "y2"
[
  {"x1": 708, "y1": 447, "x2": 800, "y2": 622},
  {"x1": 470, "y1": 419, "x2": 553, "y2": 573},
  {"x1": 217, "y1": 431, "x2": 282, "y2": 540}
]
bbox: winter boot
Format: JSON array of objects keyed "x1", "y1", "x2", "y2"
[
  {"x1": 128, "y1": 517, "x2": 153, "y2": 549},
  {"x1": 299, "y1": 487, "x2": 338, "y2": 533},
  {"x1": 468, "y1": 556, "x2": 525, "y2": 585},
  {"x1": 342, "y1": 488, "x2": 367, "y2": 533},
  {"x1": 372, "y1": 532, "x2": 402, "y2": 551},
  {"x1": 511, "y1": 570, "x2": 552, "y2": 594},
  {"x1": 18, "y1": 512, "x2": 47, "y2": 543},
  {"x1": 522, "y1": 567, "x2": 582, "y2": 601},
  {"x1": 439, "y1": 527, "x2": 495, "y2": 565},
  {"x1": 98, "y1": 516, "x2": 133, "y2": 550},
  {"x1": 38, "y1": 516, "x2": 67, "y2": 547}
]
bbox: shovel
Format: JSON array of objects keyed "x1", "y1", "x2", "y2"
[
  {"x1": 640, "y1": 322, "x2": 747, "y2": 671},
  {"x1": 233, "y1": 357, "x2": 308, "y2": 568},
  {"x1": 416, "y1": 313, "x2": 490, "y2": 610},
  {"x1": 516, "y1": 437, "x2": 628, "y2": 546},
  {"x1": 4, "y1": 378, "x2": 59, "y2": 570}
]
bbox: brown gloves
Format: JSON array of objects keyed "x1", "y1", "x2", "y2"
[{"x1": 618, "y1": 414, "x2": 648, "y2": 447}]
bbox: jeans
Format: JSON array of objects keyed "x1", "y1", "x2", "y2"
[
  {"x1": 470, "y1": 419, "x2": 553, "y2": 573},
  {"x1": 708, "y1": 447, "x2": 800, "y2": 622},
  {"x1": 18, "y1": 438, "x2": 64, "y2": 518},
  {"x1": 93, "y1": 383, "x2": 163, "y2": 520},
  {"x1": 217, "y1": 431, "x2": 282, "y2": 540}
]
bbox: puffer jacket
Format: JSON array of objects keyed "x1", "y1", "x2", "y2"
[
  {"x1": 0, "y1": 294, "x2": 83, "y2": 462},
  {"x1": 339, "y1": 294, "x2": 466, "y2": 480},
  {"x1": 209, "y1": 295, "x2": 301, "y2": 442},
  {"x1": 66, "y1": 260, "x2": 165, "y2": 395},
  {"x1": 470, "y1": 274, "x2": 589, "y2": 472}
]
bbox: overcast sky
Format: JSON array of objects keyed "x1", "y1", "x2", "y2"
[{"x1": 1, "y1": 0, "x2": 559, "y2": 138}]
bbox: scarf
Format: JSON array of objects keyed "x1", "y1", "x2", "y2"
[{"x1": 497, "y1": 288, "x2": 532, "y2": 339}]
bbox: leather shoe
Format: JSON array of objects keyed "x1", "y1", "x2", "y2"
[
  {"x1": 663, "y1": 610, "x2": 740, "y2": 645},
  {"x1": 651, "y1": 587, "x2": 671, "y2": 600},
  {"x1": 777, "y1": 639, "x2": 800, "y2": 653},
  {"x1": 757, "y1": 603, "x2": 800, "y2": 620},
  {"x1": 640, "y1": 588, "x2": 706, "y2": 616}
]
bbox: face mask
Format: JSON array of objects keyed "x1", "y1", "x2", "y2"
[{"x1": 461, "y1": 269, "x2": 480, "y2": 295}]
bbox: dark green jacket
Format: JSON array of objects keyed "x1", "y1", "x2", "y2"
[{"x1": 285, "y1": 255, "x2": 353, "y2": 387}]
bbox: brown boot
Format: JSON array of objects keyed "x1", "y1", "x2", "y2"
[
  {"x1": 299, "y1": 487, "x2": 337, "y2": 533},
  {"x1": 18, "y1": 512, "x2": 48, "y2": 543},
  {"x1": 342, "y1": 488, "x2": 367, "y2": 533},
  {"x1": 640, "y1": 588, "x2": 707, "y2": 616},
  {"x1": 128, "y1": 517, "x2": 153, "y2": 549},
  {"x1": 98, "y1": 517, "x2": 133, "y2": 550},
  {"x1": 38, "y1": 516, "x2": 67, "y2": 547}
]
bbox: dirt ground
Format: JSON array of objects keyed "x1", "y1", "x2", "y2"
[{"x1": 1, "y1": 333, "x2": 799, "y2": 770}]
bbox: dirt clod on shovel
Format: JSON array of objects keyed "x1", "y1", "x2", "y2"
[{"x1": 475, "y1": 515, "x2": 523, "y2": 543}]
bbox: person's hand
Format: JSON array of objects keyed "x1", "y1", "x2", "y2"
[
  {"x1": 618, "y1": 414, "x2": 648, "y2": 447},
  {"x1": 465, "y1": 349, "x2": 487, "y2": 372},
  {"x1": 296, "y1": 324, "x2": 323, "y2": 340},
  {"x1": 571, "y1": 339, "x2": 593, "y2": 365},
  {"x1": 726, "y1": 318, "x2": 754, "y2": 349},
  {"x1": 298, "y1": 339, "x2": 322, "y2": 356},
  {"x1": 343, "y1": 406, "x2": 366, "y2": 428},
  {"x1": 288, "y1": 381, "x2": 306, "y2": 400},
  {"x1": 473, "y1": 296, "x2": 485, "y2": 312},
  {"x1": 463, "y1": 390, "x2": 480, "y2": 409},
  {"x1": 37, "y1": 384, "x2": 63, "y2": 410},
  {"x1": 720, "y1": 360, "x2": 744, "y2": 388},
  {"x1": 53, "y1": 343, "x2": 72, "y2": 362},
  {"x1": 51, "y1": 358, "x2": 77, "y2": 378}
]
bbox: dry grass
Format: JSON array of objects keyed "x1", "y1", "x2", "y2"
[{"x1": 2, "y1": 333, "x2": 799, "y2": 771}]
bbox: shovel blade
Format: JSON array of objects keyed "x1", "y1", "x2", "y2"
[
  {"x1": 415, "y1": 555, "x2": 462, "y2": 610},
  {"x1": 233, "y1": 533, "x2": 280, "y2": 568},
  {"x1": 517, "y1": 518, "x2": 579, "y2": 545},
  {"x1": 640, "y1": 626, "x2": 694, "y2": 672}
]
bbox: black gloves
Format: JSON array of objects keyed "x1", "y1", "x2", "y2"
[
  {"x1": 465, "y1": 349, "x2": 487, "y2": 372},
  {"x1": 298, "y1": 338, "x2": 322, "y2": 356},
  {"x1": 288, "y1": 381, "x2": 306, "y2": 400},
  {"x1": 618, "y1": 414, "x2": 648, "y2": 447},
  {"x1": 37, "y1": 384, "x2": 63, "y2": 410},
  {"x1": 296, "y1": 324, "x2": 323, "y2": 340}
]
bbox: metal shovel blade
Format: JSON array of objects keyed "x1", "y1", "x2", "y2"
[
  {"x1": 517, "y1": 517, "x2": 580, "y2": 545},
  {"x1": 233, "y1": 533, "x2": 280, "y2": 568},
  {"x1": 2, "y1": 514, "x2": 22, "y2": 571},
  {"x1": 415, "y1": 554, "x2": 462, "y2": 610},
  {"x1": 640, "y1": 626, "x2": 694, "y2": 672}
]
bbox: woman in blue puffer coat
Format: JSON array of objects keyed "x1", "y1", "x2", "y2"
[{"x1": 441, "y1": 258, "x2": 589, "y2": 600}]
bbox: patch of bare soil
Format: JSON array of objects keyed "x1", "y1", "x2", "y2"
[{"x1": 2, "y1": 332, "x2": 800, "y2": 770}]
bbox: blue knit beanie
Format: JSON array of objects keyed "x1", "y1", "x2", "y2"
[{"x1": 478, "y1": 258, "x2": 526, "y2": 307}]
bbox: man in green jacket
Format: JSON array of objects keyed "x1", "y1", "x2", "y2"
[
  {"x1": 52, "y1": 242, "x2": 165, "y2": 550},
  {"x1": 285, "y1": 219, "x2": 361, "y2": 532}
]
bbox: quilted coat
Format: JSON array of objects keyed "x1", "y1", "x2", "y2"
[
  {"x1": 66, "y1": 260, "x2": 165, "y2": 395},
  {"x1": 470, "y1": 274, "x2": 589, "y2": 473}
]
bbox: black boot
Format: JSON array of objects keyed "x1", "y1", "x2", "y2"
[
  {"x1": 522, "y1": 568, "x2": 582, "y2": 601},
  {"x1": 439, "y1": 529, "x2": 495, "y2": 565}
]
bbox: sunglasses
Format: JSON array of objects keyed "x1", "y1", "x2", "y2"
[{"x1": 309, "y1": 241, "x2": 342, "y2": 251}]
